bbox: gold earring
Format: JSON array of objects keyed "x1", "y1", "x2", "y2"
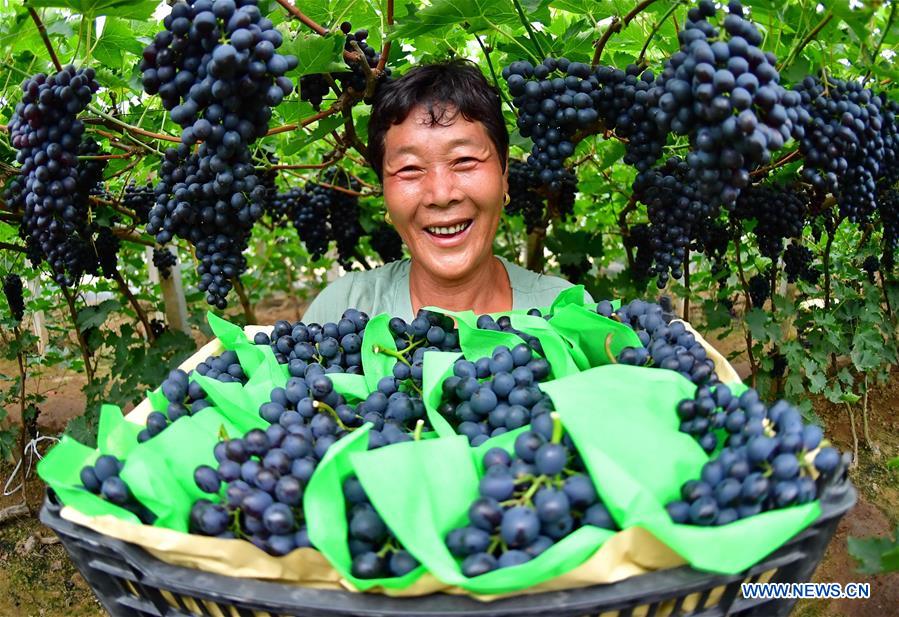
[
  {"x1": 503, "y1": 192, "x2": 510, "y2": 206},
  {"x1": 384, "y1": 210, "x2": 393, "y2": 225}
]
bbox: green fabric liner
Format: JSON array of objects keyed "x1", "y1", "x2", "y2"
[
  {"x1": 541, "y1": 365, "x2": 822, "y2": 574},
  {"x1": 351, "y1": 428, "x2": 615, "y2": 594},
  {"x1": 119, "y1": 408, "x2": 240, "y2": 531},
  {"x1": 360, "y1": 313, "x2": 398, "y2": 394},
  {"x1": 506, "y1": 313, "x2": 581, "y2": 377},
  {"x1": 549, "y1": 285, "x2": 586, "y2": 314},
  {"x1": 147, "y1": 386, "x2": 169, "y2": 413},
  {"x1": 207, "y1": 311, "x2": 266, "y2": 376},
  {"x1": 304, "y1": 425, "x2": 426, "y2": 590},
  {"x1": 37, "y1": 406, "x2": 142, "y2": 524},
  {"x1": 548, "y1": 304, "x2": 643, "y2": 369},
  {"x1": 328, "y1": 373, "x2": 371, "y2": 403}
]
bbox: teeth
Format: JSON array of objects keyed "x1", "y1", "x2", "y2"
[{"x1": 427, "y1": 222, "x2": 468, "y2": 235}]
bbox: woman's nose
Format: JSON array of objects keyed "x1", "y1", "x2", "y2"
[{"x1": 421, "y1": 165, "x2": 463, "y2": 208}]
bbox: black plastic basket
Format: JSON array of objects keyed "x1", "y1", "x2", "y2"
[{"x1": 40, "y1": 459, "x2": 855, "y2": 617}]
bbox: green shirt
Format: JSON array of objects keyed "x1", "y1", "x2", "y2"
[{"x1": 302, "y1": 256, "x2": 592, "y2": 324}]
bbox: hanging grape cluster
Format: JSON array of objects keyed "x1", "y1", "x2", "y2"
[
  {"x1": 153, "y1": 248, "x2": 178, "y2": 279},
  {"x1": 2, "y1": 273, "x2": 25, "y2": 323},
  {"x1": 6, "y1": 66, "x2": 101, "y2": 285},
  {"x1": 290, "y1": 168, "x2": 361, "y2": 267},
  {"x1": 141, "y1": 0, "x2": 297, "y2": 308},
  {"x1": 783, "y1": 241, "x2": 819, "y2": 285},
  {"x1": 123, "y1": 181, "x2": 155, "y2": 225},
  {"x1": 299, "y1": 22, "x2": 389, "y2": 108},
  {"x1": 733, "y1": 184, "x2": 807, "y2": 260},
  {"x1": 368, "y1": 221, "x2": 404, "y2": 263},
  {"x1": 793, "y1": 76, "x2": 895, "y2": 222},
  {"x1": 503, "y1": 58, "x2": 598, "y2": 188}
]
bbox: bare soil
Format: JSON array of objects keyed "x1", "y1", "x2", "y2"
[{"x1": 0, "y1": 296, "x2": 895, "y2": 617}]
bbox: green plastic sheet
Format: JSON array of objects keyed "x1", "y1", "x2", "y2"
[
  {"x1": 547, "y1": 303, "x2": 642, "y2": 369},
  {"x1": 304, "y1": 425, "x2": 426, "y2": 590},
  {"x1": 542, "y1": 365, "x2": 822, "y2": 574},
  {"x1": 349, "y1": 428, "x2": 616, "y2": 594}
]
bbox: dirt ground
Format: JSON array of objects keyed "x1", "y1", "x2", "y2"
[{"x1": 0, "y1": 295, "x2": 896, "y2": 617}]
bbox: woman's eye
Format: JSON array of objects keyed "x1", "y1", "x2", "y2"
[{"x1": 455, "y1": 158, "x2": 478, "y2": 167}]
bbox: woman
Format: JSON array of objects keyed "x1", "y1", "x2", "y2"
[{"x1": 303, "y1": 60, "x2": 591, "y2": 324}]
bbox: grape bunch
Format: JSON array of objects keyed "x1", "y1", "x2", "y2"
[
  {"x1": 437, "y1": 345, "x2": 553, "y2": 446},
  {"x1": 3, "y1": 274, "x2": 25, "y2": 323},
  {"x1": 592, "y1": 64, "x2": 665, "y2": 172},
  {"x1": 624, "y1": 223, "x2": 655, "y2": 285},
  {"x1": 291, "y1": 181, "x2": 333, "y2": 260},
  {"x1": 153, "y1": 247, "x2": 178, "y2": 279},
  {"x1": 266, "y1": 187, "x2": 304, "y2": 226},
  {"x1": 254, "y1": 309, "x2": 369, "y2": 371},
  {"x1": 446, "y1": 413, "x2": 618, "y2": 577},
  {"x1": 322, "y1": 168, "x2": 363, "y2": 269},
  {"x1": 123, "y1": 181, "x2": 155, "y2": 225},
  {"x1": 668, "y1": 384, "x2": 842, "y2": 525},
  {"x1": 299, "y1": 22, "x2": 389, "y2": 109},
  {"x1": 793, "y1": 76, "x2": 891, "y2": 222},
  {"x1": 604, "y1": 299, "x2": 718, "y2": 386},
  {"x1": 862, "y1": 256, "x2": 879, "y2": 285},
  {"x1": 882, "y1": 189, "x2": 899, "y2": 271},
  {"x1": 150, "y1": 145, "x2": 259, "y2": 308},
  {"x1": 503, "y1": 58, "x2": 599, "y2": 188},
  {"x1": 646, "y1": 0, "x2": 801, "y2": 210},
  {"x1": 733, "y1": 183, "x2": 807, "y2": 260},
  {"x1": 7, "y1": 66, "x2": 101, "y2": 285},
  {"x1": 559, "y1": 256, "x2": 593, "y2": 285},
  {"x1": 141, "y1": 0, "x2": 297, "y2": 307},
  {"x1": 783, "y1": 241, "x2": 819, "y2": 284},
  {"x1": 381, "y1": 310, "x2": 462, "y2": 392},
  {"x1": 748, "y1": 273, "x2": 770, "y2": 309},
  {"x1": 75, "y1": 137, "x2": 107, "y2": 200},
  {"x1": 79, "y1": 455, "x2": 156, "y2": 523},
  {"x1": 506, "y1": 160, "x2": 546, "y2": 232},
  {"x1": 632, "y1": 157, "x2": 712, "y2": 286},
  {"x1": 343, "y1": 475, "x2": 419, "y2": 578},
  {"x1": 368, "y1": 221, "x2": 404, "y2": 263}
]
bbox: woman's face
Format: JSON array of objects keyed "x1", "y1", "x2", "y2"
[{"x1": 382, "y1": 105, "x2": 508, "y2": 281}]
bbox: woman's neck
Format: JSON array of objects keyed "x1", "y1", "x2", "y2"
[{"x1": 408, "y1": 256, "x2": 513, "y2": 315}]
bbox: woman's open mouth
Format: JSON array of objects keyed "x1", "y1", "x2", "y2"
[{"x1": 424, "y1": 219, "x2": 473, "y2": 240}]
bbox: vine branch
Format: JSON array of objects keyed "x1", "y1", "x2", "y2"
[
  {"x1": 26, "y1": 6, "x2": 62, "y2": 72},
  {"x1": 60, "y1": 286, "x2": 95, "y2": 385},
  {"x1": 273, "y1": 0, "x2": 328, "y2": 35},
  {"x1": 592, "y1": 0, "x2": 659, "y2": 67},
  {"x1": 780, "y1": 10, "x2": 832, "y2": 71}
]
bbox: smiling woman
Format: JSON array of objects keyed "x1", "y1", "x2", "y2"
[{"x1": 301, "y1": 60, "x2": 591, "y2": 324}]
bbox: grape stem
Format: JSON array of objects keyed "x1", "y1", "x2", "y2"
[
  {"x1": 591, "y1": 0, "x2": 660, "y2": 67},
  {"x1": 637, "y1": 1, "x2": 684, "y2": 65},
  {"x1": 60, "y1": 286, "x2": 95, "y2": 385},
  {"x1": 372, "y1": 345, "x2": 411, "y2": 367},
  {"x1": 779, "y1": 10, "x2": 833, "y2": 72},
  {"x1": 413, "y1": 419, "x2": 424, "y2": 441},
  {"x1": 604, "y1": 333, "x2": 618, "y2": 365},
  {"x1": 732, "y1": 227, "x2": 759, "y2": 386},
  {"x1": 232, "y1": 277, "x2": 257, "y2": 324},
  {"x1": 273, "y1": 0, "x2": 327, "y2": 35},
  {"x1": 510, "y1": 0, "x2": 546, "y2": 59},
  {"x1": 550, "y1": 412, "x2": 563, "y2": 445},
  {"x1": 312, "y1": 400, "x2": 351, "y2": 431},
  {"x1": 26, "y1": 7, "x2": 62, "y2": 72}
]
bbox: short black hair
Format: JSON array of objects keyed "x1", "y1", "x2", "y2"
[{"x1": 367, "y1": 59, "x2": 509, "y2": 181}]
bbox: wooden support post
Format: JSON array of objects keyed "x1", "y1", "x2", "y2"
[{"x1": 146, "y1": 247, "x2": 190, "y2": 335}]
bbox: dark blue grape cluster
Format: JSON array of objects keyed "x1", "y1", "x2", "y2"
[
  {"x1": 603, "y1": 299, "x2": 718, "y2": 387},
  {"x1": 7, "y1": 66, "x2": 101, "y2": 286},
  {"x1": 748, "y1": 272, "x2": 770, "y2": 309},
  {"x1": 123, "y1": 181, "x2": 155, "y2": 225},
  {"x1": 632, "y1": 156, "x2": 712, "y2": 286},
  {"x1": 437, "y1": 345, "x2": 553, "y2": 446},
  {"x1": 343, "y1": 475, "x2": 419, "y2": 578},
  {"x1": 506, "y1": 159, "x2": 546, "y2": 232},
  {"x1": 79, "y1": 454, "x2": 156, "y2": 523},
  {"x1": 646, "y1": 0, "x2": 800, "y2": 209},
  {"x1": 733, "y1": 184, "x2": 807, "y2": 260},
  {"x1": 141, "y1": 0, "x2": 296, "y2": 308},
  {"x1": 446, "y1": 414, "x2": 618, "y2": 576},
  {"x1": 138, "y1": 355, "x2": 245, "y2": 443},
  {"x1": 882, "y1": 189, "x2": 899, "y2": 271},
  {"x1": 266, "y1": 186, "x2": 304, "y2": 227},
  {"x1": 299, "y1": 22, "x2": 389, "y2": 109},
  {"x1": 321, "y1": 168, "x2": 364, "y2": 269},
  {"x1": 668, "y1": 384, "x2": 842, "y2": 526},
  {"x1": 368, "y1": 221, "x2": 404, "y2": 263},
  {"x1": 253, "y1": 309, "x2": 369, "y2": 372},
  {"x1": 793, "y1": 77, "x2": 893, "y2": 223},
  {"x1": 862, "y1": 255, "x2": 879, "y2": 285},
  {"x1": 783, "y1": 241, "x2": 819, "y2": 285},
  {"x1": 291, "y1": 180, "x2": 331, "y2": 260},
  {"x1": 503, "y1": 58, "x2": 598, "y2": 188},
  {"x1": 152, "y1": 247, "x2": 177, "y2": 279},
  {"x1": 3, "y1": 273, "x2": 25, "y2": 323},
  {"x1": 592, "y1": 64, "x2": 665, "y2": 172}
]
